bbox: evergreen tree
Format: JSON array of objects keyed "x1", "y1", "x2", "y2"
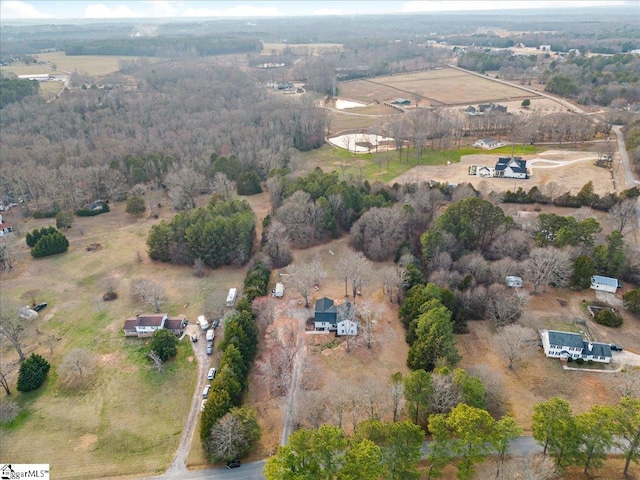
[{"x1": 17, "y1": 354, "x2": 50, "y2": 392}]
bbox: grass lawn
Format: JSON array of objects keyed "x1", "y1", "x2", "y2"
[
  {"x1": 0, "y1": 200, "x2": 247, "y2": 479},
  {"x1": 302, "y1": 144, "x2": 541, "y2": 183}
]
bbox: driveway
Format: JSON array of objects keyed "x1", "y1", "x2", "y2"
[{"x1": 613, "y1": 350, "x2": 640, "y2": 367}]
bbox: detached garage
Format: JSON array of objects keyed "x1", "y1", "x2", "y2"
[{"x1": 590, "y1": 275, "x2": 621, "y2": 293}]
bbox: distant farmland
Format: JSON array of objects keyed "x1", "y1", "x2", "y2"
[{"x1": 339, "y1": 67, "x2": 536, "y2": 106}]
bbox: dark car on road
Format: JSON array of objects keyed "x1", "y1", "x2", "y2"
[
  {"x1": 213, "y1": 319, "x2": 220, "y2": 329},
  {"x1": 206, "y1": 345, "x2": 212, "y2": 355},
  {"x1": 34, "y1": 302, "x2": 48, "y2": 312},
  {"x1": 610, "y1": 343, "x2": 623, "y2": 351},
  {"x1": 191, "y1": 335, "x2": 198, "y2": 343},
  {"x1": 226, "y1": 460, "x2": 240, "y2": 469}
]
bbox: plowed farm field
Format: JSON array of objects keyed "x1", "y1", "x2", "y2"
[{"x1": 339, "y1": 67, "x2": 535, "y2": 106}]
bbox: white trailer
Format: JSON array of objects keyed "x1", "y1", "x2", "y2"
[
  {"x1": 206, "y1": 329, "x2": 215, "y2": 342},
  {"x1": 274, "y1": 282, "x2": 284, "y2": 298},
  {"x1": 197, "y1": 315, "x2": 210, "y2": 331},
  {"x1": 226, "y1": 288, "x2": 237, "y2": 307}
]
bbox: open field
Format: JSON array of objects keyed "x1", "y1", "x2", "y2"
[
  {"x1": 0, "y1": 51, "x2": 161, "y2": 76},
  {"x1": 339, "y1": 68, "x2": 537, "y2": 106},
  {"x1": 0, "y1": 198, "x2": 247, "y2": 479}
]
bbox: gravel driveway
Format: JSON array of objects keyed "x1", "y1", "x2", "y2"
[{"x1": 613, "y1": 350, "x2": 640, "y2": 367}]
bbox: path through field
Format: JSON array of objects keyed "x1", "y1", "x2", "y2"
[{"x1": 280, "y1": 307, "x2": 309, "y2": 445}]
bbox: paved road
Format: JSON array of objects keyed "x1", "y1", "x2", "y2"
[{"x1": 141, "y1": 461, "x2": 266, "y2": 480}]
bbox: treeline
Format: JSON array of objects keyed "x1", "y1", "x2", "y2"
[
  {"x1": 543, "y1": 53, "x2": 640, "y2": 106},
  {"x1": 64, "y1": 36, "x2": 261, "y2": 57},
  {"x1": 502, "y1": 181, "x2": 639, "y2": 211},
  {"x1": 146, "y1": 198, "x2": 254, "y2": 268},
  {"x1": 0, "y1": 77, "x2": 40, "y2": 109}
]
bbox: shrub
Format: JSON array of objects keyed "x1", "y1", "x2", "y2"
[
  {"x1": 576, "y1": 358, "x2": 584, "y2": 365},
  {"x1": 75, "y1": 202, "x2": 110, "y2": 217},
  {"x1": 55, "y1": 210, "x2": 74, "y2": 229},
  {"x1": 25, "y1": 226, "x2": 57, "y2": 247},
  {"x1": 623, "y1": 288, "x2": 640, "y2": 314},
  {"x1": 32, "y1": 207, "x2": 60, "y2": 219},
  {"x1": 236, "y1": 171, "x2": 263, "y2": 196},
  {"x1": 594, "y1": 309, "x2": 623, "y2": 327},
  {"x1": 125, "y1": 195, "x2": 146, "y2": 216},
  {"x1": 0, "y1": 400, "x2": 21, "y2": 423},
  {"x1": 17, "y1": 353, "x2": 51, "y2": 392},
  {"x1": 31, "y1": 231, "x2": 69, "y2": 258}
]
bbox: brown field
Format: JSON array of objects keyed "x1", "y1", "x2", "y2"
[
  {"x1": 339, "y1": 68, "x2": 537, "y2": 106},
  {"x1": 0, "y1": 51, "x2": 161, "y2": 77},
  {"x1": 37, "y1": 80, "x2": 65, "y2": 100},
  {"x1": 0, "y1": 196, "x2": 248, "y2": 479}
]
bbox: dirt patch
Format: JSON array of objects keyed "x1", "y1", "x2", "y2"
[
  {"x1": 393, "y1": 149, "x2": 615, "y2": 195},
  {"x1": 74, "y1": 433, "x2": 98, "y2": 452}
]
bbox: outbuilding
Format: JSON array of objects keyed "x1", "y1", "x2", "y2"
[
  {"x1": 590, "y1": 275, "x2": 621, "y2": 293},
  {"x1": 506, "y1": 276, "x2": 523, "y2": 288}
]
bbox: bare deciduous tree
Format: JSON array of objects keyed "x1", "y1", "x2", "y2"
[
  {"x1": 337, "y1": 250, "x2": 373, "y2": 302},
  {"x1": 252, "y1": 296, "x2": 278, "y2": 331},
  {"x1": 613, "y1": 367, "x2": 640, "y2": 399},
  {"x1": 212, "y1": 172, "x2": 235, "y2": 201},
  {"x1": 296, "y1": 389, "x2": 328, "y2": 429},
  {"x1": 0, "y1": 310, "x2": 26, "y2": 361},
  {"x1": 525, "y1": 247, "x2": 572, "y2": 293},
  {"x1": 381, "y1": 266, "x2": 403, "y2": 304},
  {"x1": 130, "y1": 278, "x2": 166, "y2": 312},
  {"x1": 0, "y1": 367, "x2": 12, "y2": 395},
  {"x1": 358, "y1": 300, "x2": 382, "y2": 349},
  {"x1": 148, "y1": 350, "x2": 164, "y2": 372},
  {"x1": 166, "y1": 166, "x2": 207, "y2": 210},
  {"x1": 495, "y1": 324, "x2": 536, "y2": 370},
  {"x1": 610, "y1": 198, "x2": 638, "y2": 236},
  {"x1": 486, "y1": 284, "x2": 528, "y2": 326},
  {"x1": 429, "y1": 372, "x2": 462, "y2": 414},
  {"x1": 193, "y1": 258, "x2": 206, "y2": 277},
  {"x1": 467, "y1": 365, "x2": 509, "y2": 417},
  {"x1": 256, "y1": 319, "x2": 298, "y2": 396},
  {"x1": 310, "y1": 253, "x2": 326, "y2": 288},
  {"x1": 207, "y1": 412, "x2": 247, "y2": 461},
  {"x1": 475, "y1": 454, "x2": 560, "y2": 480},
  {"x1": 264, "y1": 219, "x2": 293, "y2": 269},
  {"x1": 59, "y1": 348, "x2": 96, "y2": 387},
  {"x1": 285, "y1": 263, "x2": 315, "y2": 308}
]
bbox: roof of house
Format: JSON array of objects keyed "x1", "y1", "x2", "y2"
[
  {"x1": 123, "y1": 319, "x2": 138, "y2": 331},
  {"x1": 125, "y1": 313, "x2": 167, "y2": 327},
  {"x1": 315, "y1": 297, "x2": 335, "y2": 313},
  {"x1": 546, "y1": 330, "x2": 584, "y2": 349},
  {"x1": 478, "y1": 137, "x2": 496, "y2": 144},
  {"x1": 164, "y1": 317, "x2": 184, "y2": 330},
  {"x1": 0, "y1": 223, "x2": 12, "y2": 229},
  {"x1": 584, "y1": 342, "x2": 612, "y2": 357},
  {"x1": 392, "y1": 98, "x2": 411, "y2": 105},
  {"x1": 337, "y1": 301, "x2": 353, "y2": 323},
  {"x1": 496, "y1": 157, "x2": 527, "y2": 173},
  {"x1": 465, "y1": 106, "x2": 476, "y2": 112},
  {"x1": 591, "y1": 275, "x2": 619, "y2": 287}
]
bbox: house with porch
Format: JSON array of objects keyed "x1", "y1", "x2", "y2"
[
  {"x1": 590, "y1": 275, "x2": 621, "y2": 293},
  {"x1": 314, "y1": 297, "x2": 358, "y2": 336},
  {"x1": 495, "y1": 156, "x2": 528, "y2": 179},
  {"x1": 473, "y1": 138, "x2": 503, "y2": 149},
  {"x1": 540, "y1": 330, "x2": 612, "y2": 363},
  {"x1": 123, "y1": 313, "x2": 186, "y2": 337}
]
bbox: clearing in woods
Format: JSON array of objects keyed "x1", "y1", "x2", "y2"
[{"x1": 338, "y1": 67, "x2": 537, "y2": 106}]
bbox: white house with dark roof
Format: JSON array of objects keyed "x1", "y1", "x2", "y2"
[
  {"x1": 314, "y1": 297, "x2": 358, "y2": 336},
  {"x1": 495, "y1": 156, "x2": 528, "y2": 179},
  {"x1": 123, "y1": 313, "x2": 186, "y2": 337},
  {"x1": 590, "y1": 275, "x2": 621, "y2": 293},
  {"x1": 540, "y1": 330, "x2": 612, "y2": 363},
  {"x1": 473, "y1": 138, "x2": 503, "y2": 149}
]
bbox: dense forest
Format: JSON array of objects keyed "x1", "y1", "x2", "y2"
[{"x1": 0, "y1": 76, "x2": 40, "y2": 108}]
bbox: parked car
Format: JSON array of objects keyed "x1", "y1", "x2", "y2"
[
  {"x1": 206, "y1": 345, "x2": 212, "y2": 355},
  {"x1": 226, "y1": 460, "x2": 241, "y2": 469},
  {"x1": 33, "y1": 302, "x2": 48, "y2": 312},
  {"x1": 202, "y1": 385, "x2": 211, "y2": 399},
  {"x1": 213, "y1": 319, "x2": 220, "y2": 329},
  {"x1": 208, "y1": 367, "x2": 216, "y2": 380},
  {"x1": 610, "y1": 343, "x2": 623, "y2": 351},
  {"x1": 181, "y1": 319, "x2": 188, "y2": 328},
  {"x1": 200, "y1": 399, "x2": 207, "y2": 412},
  {"x1": 191, "y1": 335, "x2": 198, "y2": 343}
]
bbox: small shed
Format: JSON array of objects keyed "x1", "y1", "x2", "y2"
[
  {"x1": 590, "y1": 275, "x2": 620, "y2": 293},
  {"x1": 19, "y1": 307, "x2": 38, "y2": 321},
  {"x1": 506, "y1": 276, "x2": 523, "y2": 288},
  {"x1": 273, "y1": 282, "x2": 284, "y2": 298}
]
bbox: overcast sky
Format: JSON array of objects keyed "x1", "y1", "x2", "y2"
[{"x1": 0, "y1": 0, "x2": 635, "y2": 20}]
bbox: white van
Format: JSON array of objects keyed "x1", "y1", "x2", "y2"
[
  {"x1": 202, "y1": 384, "x2": 211, "y2": 399},
  {"x1": 197, "y1": 315, "x2": 210, "y2": 331},
  {"x1": 206, "y1": 329, "x2": 215, "y2": 342},
  {"x1": 226, "y1": 288, "x2": 237, "y2": 307}
]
